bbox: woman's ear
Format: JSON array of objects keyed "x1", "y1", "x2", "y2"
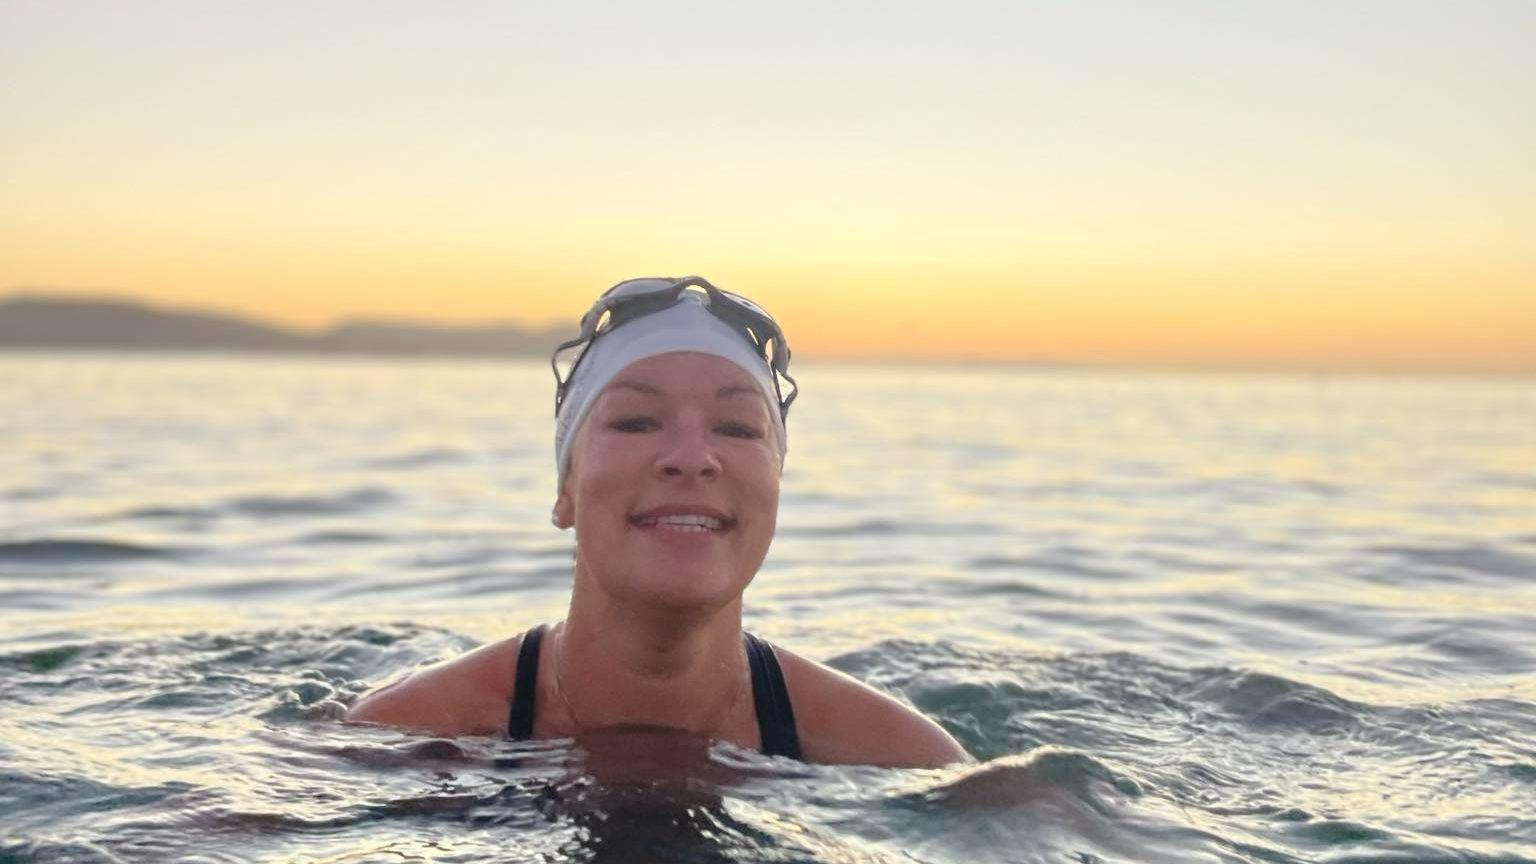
[{"x1": 551, "y1": 488, "x2": 575, "y2": 529}]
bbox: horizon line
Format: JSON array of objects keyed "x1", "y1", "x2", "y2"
[{"x1": 4, "y1": 286, "x2": 1532, "y2": 377}]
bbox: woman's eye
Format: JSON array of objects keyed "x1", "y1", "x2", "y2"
[
  {"x1": 717, "y1": 422, "x2": 764, "y2": 440},
  {"x1": 610, "y1": 417, "x2": 658, "y2": 433}
]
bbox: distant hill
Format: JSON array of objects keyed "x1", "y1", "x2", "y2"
[{"x1": 0, "y1": 294, "x2": 568, "y2": 357}]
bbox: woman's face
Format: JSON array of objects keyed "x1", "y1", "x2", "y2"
[{"x1": 553, "y1": 352, "x2": 782, "y2": 612}]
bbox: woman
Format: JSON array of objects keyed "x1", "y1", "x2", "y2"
[{"x1": 347, "y1": 276, "x2": 971, "y2": 768}]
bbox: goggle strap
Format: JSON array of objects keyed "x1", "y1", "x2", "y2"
[{"x1": 551, "y1": 333, "x2": 598, "y2": 415}]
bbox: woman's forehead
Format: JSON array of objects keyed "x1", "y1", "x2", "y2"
[{"x1": 601, "y1": 352, "x2": 760, "y2": 395}]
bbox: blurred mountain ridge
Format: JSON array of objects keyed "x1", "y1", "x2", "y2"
[{"x1": 0, "y1": 292, "x2": 566, "y2": 357}]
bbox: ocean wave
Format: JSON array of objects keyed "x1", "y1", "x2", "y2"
[
  {"x1": 1182, "y1": 668, "x2": 1358, "y2": 733},
  {"x1": 226, "y1": 486, "x2": 396, "y2": 518},
  {"x1": 0, "y1": 839, "x2": 119, "y2": 864},
  {"x1": 292, "y1": 528, "x2": 391, "y2": 545},
  {"x1": 822, "y1": 639, "x2": 1536, "y2": 860},
  {"x1": 0, "y1": 643, "x2": 88, "y2": 673},
  {"x1": 2, "y1": 626, "x2": 1533, "y2": 864},
  {"x1": 320, "y1": 563, "x2": 572, "y2": 601},
  {"x1": 870, "y1": 748, "x2": 1257, "y2": 864},
  {"x1": 142, "y1": 574, "x2": 334, "y2": 602},
  {"x1": 935, "y1": 576, "x2": 1060, "y2": 600},
  {"x1": 918, "y1": 747, "x2": 1143, "y2": 811},
  {"x1": 966, "y1": 547, "x2": 1131, "y2": 581},
  {"x1": 0, "y1": 624, "x2": 465, "y2": 704},
  {"x1": 0, "y1": 588, "x2": 96, "y2": 612},
  {"x1": 779, "y1": 518, "x2": 997, "y2": 538},
  {"x1": 117, "y1": 505, "x2": 217, "y2": 521},
  {"x1": 359, "y1": 447, "x2": 470, "y2": 470},
  {"x1": 0, "y1": 538, "x2": 177, "y2": 564},
  {"x1": 1366, "y1": 542, "x2": 1536, "y2": 582}
]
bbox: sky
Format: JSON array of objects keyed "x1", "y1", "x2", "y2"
[{"x1": 2, "y1": 0, "x2": 1533, "y2": 371}]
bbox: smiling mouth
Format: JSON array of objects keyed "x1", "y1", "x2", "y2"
[{"x1": 629, "y1": 513, "x2": 733, "y2": 533}]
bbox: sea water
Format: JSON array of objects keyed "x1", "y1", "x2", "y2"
[{"x1": 1, "y1": 353, "x2": 1532, "y2": 863}]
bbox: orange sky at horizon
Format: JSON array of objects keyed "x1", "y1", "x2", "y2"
[{"x1": 3, "y1": 1, "x2": 1532, "y2": 372}]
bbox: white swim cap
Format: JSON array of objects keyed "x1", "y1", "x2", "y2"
[{"x1": 554, "y1": 292, "x2": 787, "y2": 486}]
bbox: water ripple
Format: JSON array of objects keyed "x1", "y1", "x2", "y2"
[
  {"x1": 779, "y1": 518, "x2": 997, "y2": 538},
  {"x1": 358, "y1": 447, "x2": 470, "y2": 469},
  {"x1": 0, "y1": 538, "x2": 178, "y2": 564},
  {"x1": 226, "y1": 486, "x2": 396, "y2": 518},
  {"x1": 1366, "y1": 543, "x2": 1536, "y2": 582}
]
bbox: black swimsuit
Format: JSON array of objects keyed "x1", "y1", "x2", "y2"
[{"x1": 506, "y1": 624, "x2": 803, "y2": 760}]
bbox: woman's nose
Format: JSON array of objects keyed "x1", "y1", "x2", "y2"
[{"x1": 655, "y1": 418, "x2": 720, "y2": 480}]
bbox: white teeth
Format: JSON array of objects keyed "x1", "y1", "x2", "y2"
[{"x1": 637, "y1": 514, "x2": 724, "y2": 531}]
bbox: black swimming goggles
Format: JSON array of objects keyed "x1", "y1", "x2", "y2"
[{"x1": 551, "y1": 276, "x2": 798, "y2": 422}]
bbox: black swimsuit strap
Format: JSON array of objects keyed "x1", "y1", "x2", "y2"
[
  {"x1": 506, "y1": 623, "x2": 547, "y2": 740},
  {"x1": 506, "y1": 624, "x2": 802, "y2": 761},
  {"x1": 744, "y1": 632, "x2": 803, "y2": 760}
]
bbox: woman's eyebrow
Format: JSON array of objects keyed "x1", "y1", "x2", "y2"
[
  {"x1": 606, "y1": 380, "x2": 755, "y2": 399},
  {"x1": 609, "y1": 380, "x2": 663, "y2": 396}
]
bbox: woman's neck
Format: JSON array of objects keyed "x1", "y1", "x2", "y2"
[{"x1": 552, "y1": 577, "x2": 749, "y2": 736}]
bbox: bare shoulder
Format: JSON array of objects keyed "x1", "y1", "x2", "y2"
[
  {"x1": 772, "y1": 644, "x2": 973, "y2": 768},
  {"x1": 344, "y1": 634, "x2": 522, "y2": 738}
]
